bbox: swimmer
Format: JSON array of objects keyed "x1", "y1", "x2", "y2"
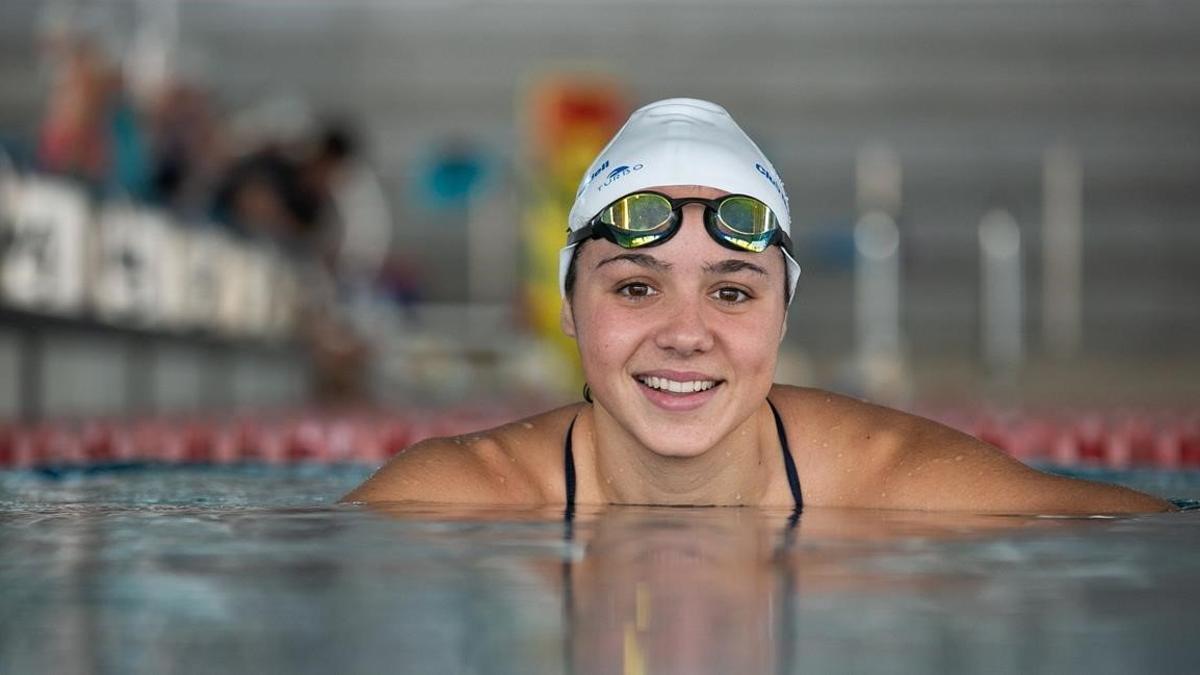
[{"x1": 344, "y1": 98, "x2": 1172, "y2": 514}]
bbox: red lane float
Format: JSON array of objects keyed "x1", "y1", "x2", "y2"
[
  {"x1": 0, "y1": 425, "x2": 15, "y2": 468},
  {"x1": 1, "y1": 403, "x2": 1197, "y2": 471}
]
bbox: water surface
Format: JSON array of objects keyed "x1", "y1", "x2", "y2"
[{"x1": 1, "y1": 466, "x2": 1197, "y2": 675}]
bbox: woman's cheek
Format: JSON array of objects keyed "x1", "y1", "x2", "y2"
[
  {"x1": 579, "y1": 304, "x2": 636, "y2": 367},
  {"x1": 726, "y1": 314, "x2": 781, "y2": 377}
]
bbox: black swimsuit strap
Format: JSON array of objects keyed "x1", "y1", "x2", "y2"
[
  {"x1": 563, "y1": 400, "x2": 803, "y2": 510},
  {"x1": 767, "y1": 398, "x2": 804, "y2": 510},
  {"x1": 563, "y1": 415, "x2": 578, "y2": 517}
]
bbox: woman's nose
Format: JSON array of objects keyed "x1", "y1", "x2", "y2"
[{"x1": 653, "y1": 294, "x2": 714, "y2": 356}]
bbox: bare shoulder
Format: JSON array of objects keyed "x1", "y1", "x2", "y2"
[
  {"x1": 768, "y1": 383, "x2": 899, "y2": 422},
  {"x1": 340, "y1": 404, "x2": 583, "y2": 505},
  {"x1": 767, "y1": 384, "x2": 1173, "y2": 513},
  {"x1": 768, "y1": 384, "x2": 963, "y2": 450},
  {"x1": 766, "y1": 384, "x2": 922, "y2": 499}
]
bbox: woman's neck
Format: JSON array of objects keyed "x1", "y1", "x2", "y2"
[{"x1": 579, "y1": 403, "x2": 775, "y2": 506}]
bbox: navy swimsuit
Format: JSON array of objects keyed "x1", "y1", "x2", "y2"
[{"x1": 562, "y1": 399, "x2": 803, "y2": 510}]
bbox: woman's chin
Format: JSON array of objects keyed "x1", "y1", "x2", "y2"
[
  {"x1": 618, "y1": 402, "x2": 739, "y2": 458},
  {"x1": 636, "y1": 432, "x2": 721, "y2": 459}
]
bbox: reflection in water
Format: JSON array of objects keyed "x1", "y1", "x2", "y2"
[
  {"x1": 565, "y1": 508, "x2": 789, "y2": 675},
  {"x1": 2, "y1": 468, "x2": 1198, "y2": 674},
  {"x1": 370, "y1": 503, "x2": 1069, "y2": 675}
]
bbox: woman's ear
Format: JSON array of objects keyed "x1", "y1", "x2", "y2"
[
  {"x1": 779, "y1": 311, "x2": 788, "y2": 343},
  {"x1": 561, "y1": 300, "x2": 577, "y2": 338}
]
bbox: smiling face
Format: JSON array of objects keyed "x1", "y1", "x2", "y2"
[{"x1": 561, "y1": 185, "x2": 789, "y2": 458}]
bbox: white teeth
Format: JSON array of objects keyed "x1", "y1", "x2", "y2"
[{"x1": 638, "y1": 376, "x2": 717, "y2": 393}]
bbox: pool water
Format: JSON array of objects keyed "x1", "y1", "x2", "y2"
[{"x1": 1, "y1": 465, "x2": 1198, "y2": 675}]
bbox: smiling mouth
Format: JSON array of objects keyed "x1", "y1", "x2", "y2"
[{"x1": 634, "y1": 375, "x2": 723, "y2": 394}]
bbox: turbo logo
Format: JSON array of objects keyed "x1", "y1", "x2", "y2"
[{"x1": 598, "y1": 163, "x2": 643, "y2": 191}]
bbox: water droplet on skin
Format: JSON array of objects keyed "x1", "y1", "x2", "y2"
[
  {"x1": 522, "y1": 422, "x2": 533, "y2": 429},
  {"x1": 955, "y1": 455, "x2": 964, "y2": 461}
]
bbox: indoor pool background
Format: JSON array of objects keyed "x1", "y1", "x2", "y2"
[{"x1": 2, "y1": 464, "x2": 1198, "y2": 675}]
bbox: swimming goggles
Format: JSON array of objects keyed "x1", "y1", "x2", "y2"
[{"x1": 567, "y1": 191, "x2": 793, "y2": 255}]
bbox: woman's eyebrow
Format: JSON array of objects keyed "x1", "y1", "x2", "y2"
[
  {"x1": 703, "y1": 259, "x2": 768, "y2": 276},
  {"x1": 595, "y1": 252, "x2": 673, "y2": 272}
]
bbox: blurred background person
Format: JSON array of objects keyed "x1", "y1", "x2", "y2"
[
  {"x1": 0, "y1": 0, "x2": 1195, "y2": 424},
  {"x1": 36, "y1": 27, "x2": 151, "y2": 200}
]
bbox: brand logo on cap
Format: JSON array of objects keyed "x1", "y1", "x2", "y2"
[
  {"x1": 588, "y1": 160, "x2": 610, "y2": 183},
  {"x1": 598, "y1": 163, "x2": 643, "y2": 191},
  {"x1": 755, "y1": 163, "x2": 789, "y2": 206},
  {"x1": 577, "y1": 160, "x2": 611, "y2": 197}
]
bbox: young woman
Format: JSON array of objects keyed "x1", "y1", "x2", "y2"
[{"x1": 344, "y1": 99, "x2": 1171, "y2": 513}]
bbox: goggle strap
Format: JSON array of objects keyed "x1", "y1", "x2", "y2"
[
  {"x1": 776, "y1": 229, "x2": 794, "y2": 254},
  {"x1": 566, "y1": 225, "x2": 598, "y2": 247}
]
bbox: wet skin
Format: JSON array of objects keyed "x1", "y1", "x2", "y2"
[{"x1": 344, "y1": 186, "x2": 1173, "y2": 515}]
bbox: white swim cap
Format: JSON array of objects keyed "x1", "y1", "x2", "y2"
[{"x1": 560, "y1": 97, "x2": 801, "y2": 301}]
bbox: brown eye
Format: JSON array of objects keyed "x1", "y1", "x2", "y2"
[
  {"x1": 618, "y1": 283, "x2": 654, "y2": 299},
  {"x1": 715, "y1": 287, "x2": 749, "y2": 304}
]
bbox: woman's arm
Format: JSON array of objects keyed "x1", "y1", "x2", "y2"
[
  {"x1": 868, "y1": 408, "x2": 1176, "y2": 511},
  {"x1": 340, "y1": 436, "x2": 539, "y2": 505},
  {"x1": 783, "y1": 387, "x2": 1175, "y2": 514},
  {"x1": 863, "y1": 411, "x2": 1175, "y2": 513}
]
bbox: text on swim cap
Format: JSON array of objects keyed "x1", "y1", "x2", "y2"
[
  {"x1": 597, "y1": 164, "x2": 644, "y2": 191},
  {"x1": 755, "y1": 163, "x2": 789, "y2": 206},
  {"x1": 576, "y1": 160, "x2": 611, "y2": 198},
  {"x1": 589, "y1": 160, "x2": 610, "y2": 183}
]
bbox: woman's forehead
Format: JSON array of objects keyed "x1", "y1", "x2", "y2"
[{"x1": 580, "y1": 229, "x2": 785, "y2": 278}]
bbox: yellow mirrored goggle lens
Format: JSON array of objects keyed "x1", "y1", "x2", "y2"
[
  {"x1": 716, "y1": 196, "x2": 777, "y2": 236},
  {"x1": 598, "y1": 193, "x2": 673, "y2": 233}
]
